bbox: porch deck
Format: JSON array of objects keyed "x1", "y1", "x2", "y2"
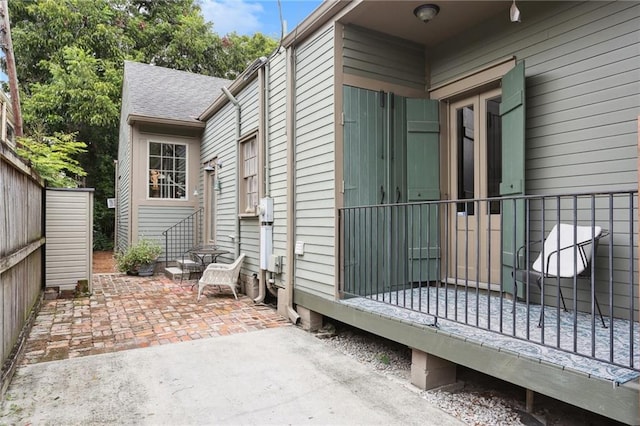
[{"x1": 342, "y1": 286, "x2": 639, "y2": 384}]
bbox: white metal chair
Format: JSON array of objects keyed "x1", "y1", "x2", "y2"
[
  {"x1": 196, "y1": 253, "x2": 245, "y2": 301},
  {"x1": 513, "y1": 224, "x2": 608, "y2": 327}
]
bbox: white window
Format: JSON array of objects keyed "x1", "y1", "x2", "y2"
[
  {"x1": 148, "y1": 141, "x2": 187, "y2": 199},
  {"x1": 240, "y1": 135, "x2": 258, "y2": 214}
]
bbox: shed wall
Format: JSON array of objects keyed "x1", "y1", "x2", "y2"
[{"x1": 45, "y1": 190, "x2": 93, "y2": 290}]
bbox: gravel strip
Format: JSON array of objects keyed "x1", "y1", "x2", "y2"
[{"x1": 314, "y1": 322, "x2": 622, "y2": 426}]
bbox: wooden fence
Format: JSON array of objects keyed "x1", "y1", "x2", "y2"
[{"x1": 0, "y1": 141, "x2": 44, "y2": 393}]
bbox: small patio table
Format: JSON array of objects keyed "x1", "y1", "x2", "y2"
[{"x1": 189, "y1": 246, "x2": 230, "y2": 269}]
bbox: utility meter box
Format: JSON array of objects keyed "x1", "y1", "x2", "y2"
[{"x1": 259, "y1": 197, "x2": 274, "y2": 223}]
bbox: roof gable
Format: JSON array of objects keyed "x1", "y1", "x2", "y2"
[{"x1": 123, "y1": 61, "x2": 230, "y2": 124}]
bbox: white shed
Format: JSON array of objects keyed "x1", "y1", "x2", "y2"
[{"x1": 45, "y1": 188, "x2": 94, "y2": 292}]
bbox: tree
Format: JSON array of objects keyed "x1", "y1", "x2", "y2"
[
  {"x1": 8, "y1": 0, "x2": 278, "y2": 250},
  {"x1": 16, "y1": 132, "x2": 87, "y2": 188}
]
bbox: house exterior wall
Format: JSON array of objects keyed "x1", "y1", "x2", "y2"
[
  {"x1": 430, "y1": 1, "x2": 638, "y2": 193},
  {"x1": 45, "y1": 189, "x2": 93, "y2": 291},
  {"x1": 200, "y1": 78, "x2": 261, "y2": 276},
  {"x1": 342, "y1": 25, "x2": 425, "y2": 90},
  {"x1": 267, "y1": 51, "x2": 289, "y2": 287},
  {"x1": 130, "y1": 129, "x2": 201, "y2": 256},
  {"x1": 294, "y1": 25, "x2": 336, "y2": 298},
  {"x1": 202, "y1": 103, "x2": 235, "y2": 257},
  {"x1": 237, "y1": 78, "x2": 261, "y2": 274},
  {"x1": 116, "y1": 79, "x2": 132, "y2": 252},
  {"x1": 428, "y1": 1, "x2": 639, "y2": 315}
]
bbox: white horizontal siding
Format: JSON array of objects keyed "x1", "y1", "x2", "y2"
[{"x1": 45, "y1": 190, "x2": 92, "y2": 290}]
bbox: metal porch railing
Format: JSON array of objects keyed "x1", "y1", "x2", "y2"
[
  {"x1": 162, "y1": 208, "x2": 203, "y2": 266},
  {"x1": 339, "y1": 190, "x2": 638, "y2": 372}
]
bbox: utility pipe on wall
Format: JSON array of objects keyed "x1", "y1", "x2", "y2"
[
  {"x1": 285, "y1": 45, "x2": 300, "y2": 325},
  {"x1": 221, "y1": 86, "x2": 241, "y2": 259}
]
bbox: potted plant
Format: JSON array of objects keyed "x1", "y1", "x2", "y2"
[{"x1": 115, "y1": 238, "x2": 162, "y2": 276}]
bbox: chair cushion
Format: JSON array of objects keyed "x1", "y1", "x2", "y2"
[{"x1": 531, "y1": 224, "x2": 601, "y2": 278}]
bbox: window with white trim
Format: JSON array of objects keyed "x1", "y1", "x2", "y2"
[
  {"x1": 148, "y1": 141, "x2": 187, "y2": 199},
  {"x1": 240, "y1": 135, "x2": 258, "y2": 214}
]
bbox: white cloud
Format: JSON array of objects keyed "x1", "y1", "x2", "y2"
[{"x1": 200, "y1": 0, "x2": 264, "y2": 35}]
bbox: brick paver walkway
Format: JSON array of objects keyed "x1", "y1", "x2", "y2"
[{"x1": 21, "y1": 273, "x2": 290, "y2": 365}]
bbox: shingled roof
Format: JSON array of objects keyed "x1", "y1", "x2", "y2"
[{"x1": 123, "y1": 61, "x2": 229, "y2": 124}]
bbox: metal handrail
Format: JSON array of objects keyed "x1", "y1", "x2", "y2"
[
  {"x1": 161, "y1": 208, "x2": 204, "y2": 267},
  {"x1": 339, "y1": 190, "x2": 638, "y2": 371}
]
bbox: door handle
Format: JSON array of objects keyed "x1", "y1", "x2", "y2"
[
  {"x1": 380, "y1": 185, "x2": 385, "y2": 204},
  {"x1": 396, "y1": 187, "x2": 401, "y2": 203}
]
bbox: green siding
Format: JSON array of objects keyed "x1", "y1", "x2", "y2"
[
  {"x1": 268, "y1": 51, "x2": 289, "y2": 287},
  {"x1": 430, "y1": 2, "x2": 639, "y2": 307},
  {"x1": 202, "y1": 104, "x2": 236, "y2": 257},
  {"x1": 343, "y1": 25, "x2": 425, "y2": 90},
  {"x1": 294, "y1": 26, "x2": 335, "y2": 298},
  {"x1": 138, "y1": 205, "x2": 194, "y2": 261}
]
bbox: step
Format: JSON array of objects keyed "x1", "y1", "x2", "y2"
[
  {"x1": 164, "y1": 266, "x2": 185, "y2": 280},
  {"x1": 176, "y1": 258, "x2": 199, "y2": 268}
]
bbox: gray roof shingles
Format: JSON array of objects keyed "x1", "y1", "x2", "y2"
[{"x1": 123, "y1": 61, "x2": 230, "y2": 123}]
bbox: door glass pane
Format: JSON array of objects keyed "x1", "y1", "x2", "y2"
[
  {"x1": 486, "y1": 97, "x2": 502, "y2": 214},
  {"x1": 457, "y1": 105, "x2": 474, "y2": 215}
]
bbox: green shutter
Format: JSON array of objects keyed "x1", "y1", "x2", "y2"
[
  {"x1": 343, "y1": 86, "x2": 386, "y2": 296},
  {"x1": 406, "y1": 98, "x2": 440, "y2": 282},
  {"x1": 343, "y1": 86, "x2": 385, "y2": 207},
  {"x1": 499, "y1": 61, "x2": 526, "y2": 296}
]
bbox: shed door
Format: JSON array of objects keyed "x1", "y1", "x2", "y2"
[{"x1": 499, "y1": 61, "x2": 526, "y2": 296}]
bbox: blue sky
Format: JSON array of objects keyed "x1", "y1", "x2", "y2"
[{"x1": 199, "y1": 0, "x2": 323, "y2": 37}]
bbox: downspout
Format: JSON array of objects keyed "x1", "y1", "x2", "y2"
[
  {"x1": 285, "y1": 45, "x2": 300, "y2": 324},
  {"x1": 221, "y1": 86, "x2": 241, "y2": 259}
]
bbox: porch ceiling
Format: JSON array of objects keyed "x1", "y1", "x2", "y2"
[{"x1": 339, "y1": 1, "x2": 510, "y2": 46}]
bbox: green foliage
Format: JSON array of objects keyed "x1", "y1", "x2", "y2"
[
  {"x1": 377, "y1": 352, "x2": 391, "y2": 365},
  {"x1": 16, "y1": 132, "x2": 87, "y2": 188},
  {"x1": 219, "y1": 33, "x2": 279, "y2": 80},
  {"x1": 9, "y1": 0, "x2": 278, "y2": 250},
  {"x1": 115, "y1": 238, "x2": 162, "y2": 273}
]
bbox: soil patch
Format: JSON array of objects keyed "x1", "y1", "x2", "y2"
[{"x1": 93, "y1": 251, "x2": 116, "y2": 273}]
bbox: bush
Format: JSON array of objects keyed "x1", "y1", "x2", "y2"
[{"x1": 115, "y1": 238, "x2": 162, "y2": 273}]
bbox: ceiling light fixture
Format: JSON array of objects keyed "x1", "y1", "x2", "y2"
[
  {"x1": 413, "y1": 4, "x2": 440, "y2": 23},
  {"x1": 510, "y1": 0, "x2": 521, "y2": 22}
]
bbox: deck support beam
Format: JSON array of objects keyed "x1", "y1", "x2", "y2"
[
  {"x1": 297, "y1": 306, "x2": 323, "y2": 331},
  {"x1": 410, "y1": 349, "x2": 456, "y2": 390},
  {"x1": 526, "y1": 389, "x2": 534, "y2": 413}
]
